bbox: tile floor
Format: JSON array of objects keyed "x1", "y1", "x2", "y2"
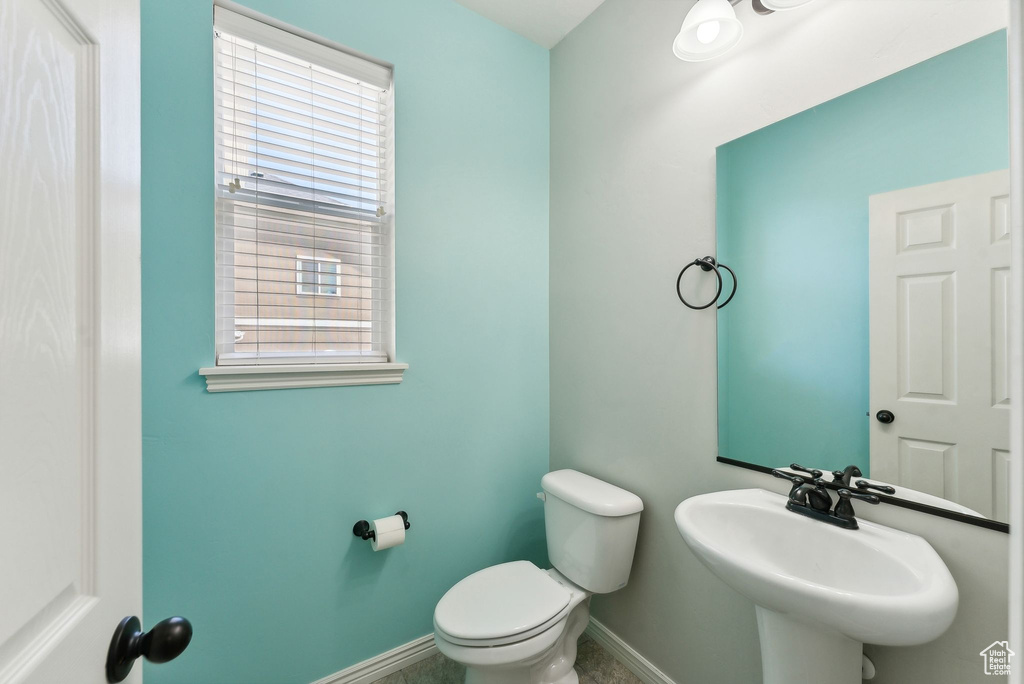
[{"x1": 371, "y1": 633, "x2": 642, "y2": 684}]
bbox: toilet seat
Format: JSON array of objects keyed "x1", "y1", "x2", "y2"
[{"x1": 433, "y1": 561, "x2": 572, "y2": 647}]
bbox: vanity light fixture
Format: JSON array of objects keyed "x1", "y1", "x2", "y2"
[
  {"x1": 761, "y1": 0, "x2": 817, "y2": 10},
  {"x1": 673, "y1": 0, "x2": 818, "y2": 62},
  {"x1": 672, "y1": 0, "x2": 744, "y2": 62}
]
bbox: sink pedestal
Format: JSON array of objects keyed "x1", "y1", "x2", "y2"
[{"x1": 755, "y1": 607, "x2": 861, "y2": 684}]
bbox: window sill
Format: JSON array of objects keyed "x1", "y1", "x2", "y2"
[{"x1": 198, "y1": 362, "x2": 409, "y2": 392}]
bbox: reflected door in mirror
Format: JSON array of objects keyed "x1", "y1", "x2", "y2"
[{"x1": 868, "y1": 170, "x2": 1010, "y2": 520}]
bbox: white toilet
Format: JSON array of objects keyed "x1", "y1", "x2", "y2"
[{"x1": 433, "y1": 469, "x2": 643, "y2": 684}]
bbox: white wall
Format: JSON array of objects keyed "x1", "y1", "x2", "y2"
[{"x1": 549, "y1": 1, "x2": 1009, "y2": 682}]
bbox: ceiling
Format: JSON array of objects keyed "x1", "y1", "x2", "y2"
[{"x1": 453, "y1": 0, "x2": 607, "y2": 49}]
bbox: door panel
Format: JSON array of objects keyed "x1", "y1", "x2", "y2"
[
  {"x1": 897, "y1": 272, "x2": 956, "y2": 401},
  {"x1": 993, "y1": 266, "x2": 1012, "y2": 407},
  {"x1": 0, "y1": 0, "x2": 93, "y2": 662},
  {"x1": 0, "y1": 0, "x2": 141, "y2": 681},
  {"x1": 897, "y1": 437, "x2": 958, "y2": 499}
]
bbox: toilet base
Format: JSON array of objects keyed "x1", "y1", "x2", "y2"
[
  {"x1": 455, "y1": 597, "x2": 591, "y2": 684},
  {"x1": 465, "y1": 668, "x2": 578, "y2": 684}
]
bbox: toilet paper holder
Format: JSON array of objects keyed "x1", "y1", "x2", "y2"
[{"x1": 353, "y1": 511, "x2": 410, "y2": 542}]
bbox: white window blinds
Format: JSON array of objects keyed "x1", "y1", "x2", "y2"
[{"x1": 214, "y1": 7, "x2": 394, "y2": 366}]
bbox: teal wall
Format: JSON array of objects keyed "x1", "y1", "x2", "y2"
[
  {"x1": 716, "y1": 31, "x2": 1008, "y2": 474},
  {"x1": 141, "y1": 3, "x2": 549, "y2": 683}
]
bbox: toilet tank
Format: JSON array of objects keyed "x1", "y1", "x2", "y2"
[{"x1": 541, "y1": 470, "x2": 643, "y2": 594}]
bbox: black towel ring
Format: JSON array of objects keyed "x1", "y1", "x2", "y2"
[
  {"x1": 676, "y1": 257, "x2": 723, "y2": 310},
  {"x1": 716, "y1": 261, "x2": 738, "y2": 309}
]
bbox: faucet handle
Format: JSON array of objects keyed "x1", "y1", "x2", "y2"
[
  {"x1": 835, "y1": 489, "x2": 880, "y2": 516},
  {"x1": 789, "y1": 463, "x2": 823, "y2": 479},
  {"x1": 855, "y1": 479, "x2": 896, "y2": 496},
  {"x1": 832, "y1": 489, "x2": 879, "y2": 529},
  {"x1": 772, "y1": 469, "x2": 808, "y2": 497},
  {"x1": 772, "y1": 469, "x2": 804, "y2": 483},
  {"x1": 838, "y1": 489, "x2": 880, "y2": 505}
]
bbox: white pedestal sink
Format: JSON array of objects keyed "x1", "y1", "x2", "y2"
[{"x1": 674, "y1": 489, "x2": 958, "y2": 684}]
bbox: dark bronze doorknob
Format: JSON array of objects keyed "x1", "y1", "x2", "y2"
[
  {"x1": 106, "y1": 615, "x2": 192, "y2": 682},
  {"x1": 876, "y1": 410, "x2": 895, "y2": 424}
]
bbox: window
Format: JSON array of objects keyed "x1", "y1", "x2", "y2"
[
  {"x1": 296, "y1": 256, "x2": 341, "y2": 296},
  {"x1": 211, "y1": 6, "x2": 397, "y2": 375}
]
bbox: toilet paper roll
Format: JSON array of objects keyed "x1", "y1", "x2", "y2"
[{"x1": 370, "y1": 514, "x2": 406, "y2": 551}]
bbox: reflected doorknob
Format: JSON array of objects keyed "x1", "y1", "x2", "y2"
[
  {"x1": 875, "y1": 410, "x2": 895, "y2": 424},
  {"x1": 106, "y1": 615, "x2": 192, "y2": 682}
]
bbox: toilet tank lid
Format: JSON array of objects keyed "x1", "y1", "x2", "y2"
[{"x1": 541, "y1": 470, "x2": 643, "y2": 517}]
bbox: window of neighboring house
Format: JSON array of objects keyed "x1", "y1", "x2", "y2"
[
  {"x1": 213, "y1": 6, "x2": 395, "y2": 367},
  {"x1": 296, "y1": 256, "x2": 341, "y2": 296}
]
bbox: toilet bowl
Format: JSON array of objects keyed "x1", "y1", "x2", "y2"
[
  {"x1": 434, "y1": 563, "x2": 591, "y2": 684},
  {"x1": 433, "y1": 470, "x2": 643, "y2": 684}
]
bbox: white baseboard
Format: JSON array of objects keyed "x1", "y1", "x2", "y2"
[
  {"x1": 310, "y1": 634, "x2": 437, "y2": 684},
  {"x1": 310, "y1": 618, "x2": 672, "y2": 684},
  {"x1": 585, "y1": 617, "x2": 676, "y2": 684}
]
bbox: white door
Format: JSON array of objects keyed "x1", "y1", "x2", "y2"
[
  {"x1": 0, "y1": 0, "x2": 142, "y2": 682},
  {"x1": 869, "y1": 170, "x2": 1011, "y2": 519}
]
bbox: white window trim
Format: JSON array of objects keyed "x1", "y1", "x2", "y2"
[
  {"x1": 204, "y1": 1, "x2": 405, "y2": 391},
  {"x1": 199, "y1": 362, "x2": 409, "y2": 392}
]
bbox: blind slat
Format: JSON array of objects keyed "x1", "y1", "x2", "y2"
[
  {"x1": 214, "y1": 49, "x2": 388, "y2": 111},
  {"x1": 217, "y1": 168, "x2": 384, "y2": 208},
  {"x1": 214, "y1": 18, "x2": 394, "y2": 365},
  {"x1": 215, "y1": 107, "x2": 387, "y2": 161},
  {"x1": 215, "y1": 135, "x2": 385, "y2": 180},
  {"x1": 214, "y1": 76, "x2": 386, "y2": 130},
  {"x1": 216, "y1": 150, "x2": 385, "y2": 196},
  {"x1": 215, "y1": 213, "x2": 387, "y2": 239}
]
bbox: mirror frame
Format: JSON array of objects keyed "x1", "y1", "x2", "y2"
[
  {"x1": 1005, "y1": 0, "x2": 1022, "y2": 660},
  {"x1": 717, "y1": 456, "x2": 1010, "y2": 533}
]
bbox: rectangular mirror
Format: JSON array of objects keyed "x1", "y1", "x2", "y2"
[{"x1": 714, "y1": 30, "x2": 1010, "y2": 527}]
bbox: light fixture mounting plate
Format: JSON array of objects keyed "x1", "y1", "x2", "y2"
[{"x1": 729, "y1": 0, "x2": 775, "y2": 15}]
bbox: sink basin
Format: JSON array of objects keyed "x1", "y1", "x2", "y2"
[{"x1": 674, "y1": 489, "x2": 958, "y2": 684}]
